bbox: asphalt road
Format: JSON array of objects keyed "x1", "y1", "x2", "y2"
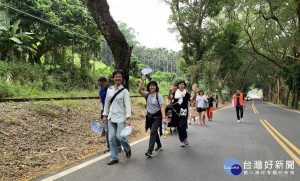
[{"x1": 34, "y1": 99, "x2": 300, "y2": 181}]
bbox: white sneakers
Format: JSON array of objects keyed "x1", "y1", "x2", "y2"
[{"x1": 237, "y1": 118, "x2": 244, "y2": 123}]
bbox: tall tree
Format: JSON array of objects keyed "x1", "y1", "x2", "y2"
[
  {"x1": 236, "y1": 0, "x2": 300, "y2": 109},
  {"x1": 3, "y1": 0, "x2": 102, "y2": 65},
  {"x1": 84, "y1": 0, "x2": 133, "y2": 89},
  {"x1": 163, "y1": 0, "x2": 225, "y2": 85}
]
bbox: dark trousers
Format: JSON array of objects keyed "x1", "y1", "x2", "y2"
[
  {"x1": 177, "y1": 127, "x2": 188, "y2": 142},
  {"x1": 148, "y1": 117, "x2": 162, "y2": 151},
  {"x1": 236, "y1": 106, "x2": 244, "y2": 120}
]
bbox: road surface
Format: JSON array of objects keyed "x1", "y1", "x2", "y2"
[{"x1": 33, "y1": 99, "x2": 300, "y2": 181}]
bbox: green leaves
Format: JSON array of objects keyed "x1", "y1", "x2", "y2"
[
  {"x1": 44, "y1": 64, "x2": 61, "y2": 71},
  {"x1": 11, "y1": 20, "x2": 20, "y2": 36},
  {"x1": 9, "y1": 37, "x2": 22, "y2": 44},
  {"x1": 0, "y1": 19, "x2": 36, "y2": 61},
  {"x1": 0, "y1": 24, "x2": 8, "y2": 31}
]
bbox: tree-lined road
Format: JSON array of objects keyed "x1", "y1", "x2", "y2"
[{"x1": 34, "y1": 99, "x2": 300, "y2": 181}]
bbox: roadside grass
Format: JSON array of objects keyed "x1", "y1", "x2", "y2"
[
  {"x1": 34, "y1": 100, "x2": 85, "y2": 110},
  {"x1": 131, "y1": 97, "x2": 146, "y2": 116},
  {"x1": 24, "y1": 89, "x2": 99, "y2": 99},
  {"x1": 34, "y1": 105, "x2": 61, "y2": 118},
  {"x1": 3, "y1": 88, "x2": 142, "y2": 99}
]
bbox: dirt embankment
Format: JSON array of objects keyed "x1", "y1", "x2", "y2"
[
  {"x1": 0, "y1": 98, "x2": 229, "y2": 181},
  {"x1": 0, "y1": 98, "x2": 147, "y2": 181}
]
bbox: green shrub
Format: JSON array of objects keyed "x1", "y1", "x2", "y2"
[
  {"x1": 0, "y1": 78, "x2": 13, "y2": 98},
  {"x1": 0, "y1": 60, "x2": 109, "y2": 98}
]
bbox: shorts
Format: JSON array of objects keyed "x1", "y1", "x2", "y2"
[{"x1": 197, "y1": 107, "x2": 206, "y2": 113}]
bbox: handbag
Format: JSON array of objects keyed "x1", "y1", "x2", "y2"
[{"x1": 203, "y1": 101, "x2": 208, "y2": 109}]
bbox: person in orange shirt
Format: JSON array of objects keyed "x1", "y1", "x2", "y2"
[{"x1": 233, "y1": 88, "x2": 246, "y2": 123}]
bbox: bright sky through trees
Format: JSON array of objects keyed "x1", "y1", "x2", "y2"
[{"x1": 107, "y1": 0, "x2": 182, "y2": 51}]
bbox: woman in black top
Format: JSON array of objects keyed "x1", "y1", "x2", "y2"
[
  {"x1": 206, "y1": 92, "x2": 214, "y2": 121},
  {"x1": 171, "y1": 81, "x2": 198, "y2": 147}
]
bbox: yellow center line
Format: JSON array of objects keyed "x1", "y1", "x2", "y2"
[
  {"x1": 252, "y1": 100, "x2": 259, "y2": 114},
  {"x1": 259, "y1": 119, "x2": 300, "y2": 166},
  {"x1": 263, "y1": 119, "x2": 300, "y2": 155}
]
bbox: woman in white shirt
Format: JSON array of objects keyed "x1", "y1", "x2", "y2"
[{"x1": 195, "y1": 90, "x2": 208, "y2": 125}]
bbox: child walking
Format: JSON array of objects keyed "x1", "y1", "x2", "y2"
[
  {"x1": 189, "y1": 102, "x2": 196, "y2": 125},
  {"x1": 196, "y1": 90, "x2": 207, "y2": 126}
]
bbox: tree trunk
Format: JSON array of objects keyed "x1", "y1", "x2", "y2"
[
  {"x1": 34, "y1": 45, "x2": 53, "y2": 65},
  {"x1": 291, "y1": 85, "x2": 295, "y2": 108},
  {"x1": 279, "y1": 76, "x2": 286, "y2": 105},
  {"x1": 293, "y1": 89, "x2": 299, "y2": 109},
  {"x1": 84, "y1": 0, "x2": 132, "y2": 89},
  {"x1": 28, "y1": 52, "x2": 34, "y2": 65},
  {"x1": 285, "y1": 89, "x2": 290, "y2": 106},
  {"x1": 190, "y1": 73, "x2": 199, "y2": 89},
  {"x1": 263, "y1": 85, "x2": 269, "y2": 102},
  {"x1": 263, "y1": 86, "x2": 266, "y2": 101},
  {"x1": 217, "y1": 87, "x2": 225, "y2": 104},
  {"x1": 266, "y1": 85, "x2": 271, "y2": 102},
  {"x1": 270, "y1": 84, "x2": 275, "y2": 103}
]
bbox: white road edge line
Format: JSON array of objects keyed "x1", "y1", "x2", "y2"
[
  {"x1": 41, "y1": 105, "x2": 230, "y2": 181},
  {"x1": 265, "y1": 102, "x2": 300, "y2": 114},
  {"x1": 213, "y1": 105, "x2": 231, "y2": 112},
  {"x1": 41, "y1": 136, "x2": 150, "y2": 181}
]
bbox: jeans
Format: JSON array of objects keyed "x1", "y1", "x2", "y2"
[
  {"x1": 104, "y1": 123, "x2": 121, "y2": 149},
  {"x1": 236, "y1": 106, "x2": 244, "y2": 120},
  {"x1": 148, "y1": 117, "x2": 162, "y2": 151},
  {"x1": 177, "y1": 127, "x2": 187, "y2": 142},
  {"x1": 108, "y1": 119, "x2": 131, "y2": 160}
]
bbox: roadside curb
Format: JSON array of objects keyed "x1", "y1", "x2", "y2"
[{"x1": 264, "y1": 102, "x2": 300, "y2": 114}]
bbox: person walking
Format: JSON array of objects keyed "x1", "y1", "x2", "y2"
[
  {"x1": 196, "y1": 90, "x2": 208, "y2": 125},
  {"x1": 171, "y1": 81, "x2": 198, "y2": 147},
  {"x1": 102, "y1": 70, "x2": 132, "y2": 165},
  {"x1": 138, "y1": 74, "x2": 167, "y2": 157},
  {"x1": 189, "y1": 102, "x2": 196, "y2": 125},
  {"x1": 206, "y1": 92, "x2": 214, "y2": 121},
  {"x1": 98, "y1": 77, "x2": 122, "y2": 154},
  {"x1": 215, "y1": 93, "x2": 219, "y2": 108},
  {"x1": 167, "y1": 83, "x2": 178, "y2": 135},
  {"x1": 167, "y1": 83, "x2": 178, "y2": 104},
  {"x1": 233, "y1": 88, "x2": 246, "y2": 123}
]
